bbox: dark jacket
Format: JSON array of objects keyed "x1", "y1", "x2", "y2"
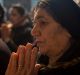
[
  {"x1": 38, "y1": 62, "x2": 80, "y2": 75},
  {"x1": 38, "y1": 39, "x2": 80, "y2": 75},
  {"x1": 0, "y1": 39, "x2": 11, "y2": 75},
  {"x1": 6, "y1": 20, "x2": 33, "y2": 52}
]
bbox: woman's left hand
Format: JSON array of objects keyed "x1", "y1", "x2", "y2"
[{"x1": 5, "y1": 43, "x2": 38, "y2": 75}]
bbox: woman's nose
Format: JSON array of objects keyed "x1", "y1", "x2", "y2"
[{"x1": 31, "y1": 25, "x2": 41, "y2": 37}]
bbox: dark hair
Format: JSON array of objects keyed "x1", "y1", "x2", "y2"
[
  {"x1": 10, "y1": 4, "x2": 25, "y2": 16},
  {"x1": 35, "y1": 0, "x2": 80, "y2": 62},
  {"x1": 35, "y1": 0, "x2": 80, "y2": 39}
]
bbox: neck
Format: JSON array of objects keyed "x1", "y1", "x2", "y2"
[
  {"x1": 48, "y1": 42, "x2": 71, "y2": 68},
  {"x1": 48, "y1": 52, "x2": 63, "y2": 68}
]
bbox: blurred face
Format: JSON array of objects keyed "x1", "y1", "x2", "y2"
[
  {"x1": 31, "y1": 8, "x2": 71, "y2": 57},
  {"x1": 9, "y1": 8, "x2": 22, "y2": 25}
]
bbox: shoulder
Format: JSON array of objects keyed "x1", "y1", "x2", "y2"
[{"x1": 38, "y1": 62, "x2": 80, "y2": 75}]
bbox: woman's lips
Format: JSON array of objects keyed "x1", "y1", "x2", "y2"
[
  {"x1": 33, "y1": 39, "x2": 44, "y2": 47},
  {"x1": 37, "y1": 41, "x2": 43, "y2": 47},
  {"x1": 32, "y1": 41, "x2": 37, "y2": 48}
]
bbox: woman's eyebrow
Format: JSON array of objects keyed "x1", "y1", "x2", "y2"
[{"x1": 35, "y1": 16, "x2": 47, "y2": 21}]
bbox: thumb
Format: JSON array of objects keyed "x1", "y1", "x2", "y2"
[{"x1": 34, "y1": 64, "x2": 42, "y2": 75}]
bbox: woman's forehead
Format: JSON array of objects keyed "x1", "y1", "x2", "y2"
[{"x1": 33, "y1": 8, "x2": 52, "y2": 21}]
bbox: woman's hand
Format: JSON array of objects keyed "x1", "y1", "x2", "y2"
[{"x1": 5, "y1": 43, "x2": 38, "y2": 75}]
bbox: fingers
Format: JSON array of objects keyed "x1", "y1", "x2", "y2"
[
  {"x1": 30, "y1": 47, "x2": 38, "y2": 68},
  {"x1": 24, "y1": 43, "x2": 33, "y2": 71},
  {"x1": 17, "y1": 46, "x2": 25, "y2": 72},
  {"x1": 9, "y1": 52, "x2": 18, "y2": 71},
  {"x1": 24, "y1": 43, "x2": 38, "y2": 75},
  {"x1": 5, "y1": 43, "x2": 38, "y2": 75},
  {"x1": 34, "y1": 64, "x2": 42, "y2": 75},
  {"x1": 5, "y1": 52, "x2": 18, "y2": 75},
  {"x1": 11, "y1": 53, "x2": 18, "y2": 72},
  {"x1": 28, "y1": 47, "x2": 38, "y2": 75}
]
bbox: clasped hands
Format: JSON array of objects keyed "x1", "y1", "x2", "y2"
[{"x1": 5, "y1": 43, "x2": 40, "y2": 75}]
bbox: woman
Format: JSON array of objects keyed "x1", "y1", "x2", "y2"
[{"x1": 5, "y1": 0, "x2": 80, "y2": 75}]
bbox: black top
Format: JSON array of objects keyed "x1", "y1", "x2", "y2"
[
  {"x1": 38, "y1": 62, "x2": 80, "y2": 75},
  {"x1": 38, "y1": 39, "x2": 80, "y2": 75},
  {"x1": 6, "y1": 21, "x2": 33, "y2": 52},
  {"x1": 0, "y1": 39, "x2": 11, "y2": 75}
]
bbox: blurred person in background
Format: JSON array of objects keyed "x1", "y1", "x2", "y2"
[
  {"x1": 0, "y1": 4, "x2": 5, "y2": 26},
  {"x1": 0, "y1": 4, "x2": 11, "y2": 75},
  {"x1": 1, "y1": 4, "x2": 33, "y2": 52},
  {"x1": 0, "y1": 39, "x2": 11, "y2": 75}
]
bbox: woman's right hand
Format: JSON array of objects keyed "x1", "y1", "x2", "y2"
[{"x1": 5, "y1": 43, "x2": 38, "y2": 75}]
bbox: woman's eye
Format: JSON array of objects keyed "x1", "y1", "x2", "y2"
[
  {"x1": 37, "y1": 21, "x2": 48, "y2": 29},
  {"x1": 39, "y1": 21, "x2": 47, "y2": 25},
  {"x1": 32, "y1": 19, "x2": 49, "y2": 29}
]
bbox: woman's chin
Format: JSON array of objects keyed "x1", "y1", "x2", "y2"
[{"x1": 39, "y1": 47, "x2": 47, "y2": 55}]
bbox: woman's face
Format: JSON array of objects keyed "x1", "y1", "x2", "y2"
[
  {"x1": 9, "y1": 8, "x2": 22, "y2": 26},
  {"x1": 31, "y1": 8, "x2": 71, "y2": 57}
]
